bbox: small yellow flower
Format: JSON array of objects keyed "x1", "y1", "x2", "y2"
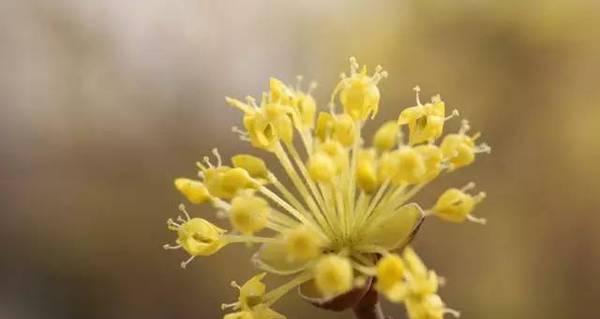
[
  {"x1": 284, "y1": 226, "x2": 323, "y2": 263},
  {"x1": 394, "y1": 147, "x2": 427, "y2": 185},
  {"x1": 398, "y1": 88, "x2": 451, "y2": 145},
  {"x1": 174, "y1": 178, "x2": 211, "y2": 204},
  {"x1": 166, "y1": 57, "x2": 489, "y2": 318},
  {"x1": 403, "y1": 247, "x2": 439, "y2": 296},
  {"x1": 333, "y1": 113, "x2": 356, "y2": 146},
  {"x1": 164, "y1": 205, "x2": 228, "y2": 268},
  {"x1": 414, "y1": 144, "x2": 443, "y2": 181},
  {"x1": 223, "y1": 273, "x2": 287, "y2": 319},
  {"x1": 292, "y1": 91, "x2": 317, "y2": 129},
  {"x1": 314, "y1": 255, "x2": 354, "y2": 298},
  {"x1": 177, "y1": 218, "x2": 227, "y2": 257},
  {"x1": 433, "y1": 184, "x2": 486, "y2": 224},
  {"x1": 230, "y1": 192, "x2": 271, "y2": 235},
  {"x1": 356, "y1": 149, "x2": 379, "y2": 193},
  {"x1": 405, "y1": 294, "x2": 452, "y2": 319},
  {"x1": 232, "y1": 154, "x2": 269, "y2": 180},
  {"x1": 373, "y1": 121, "x2": 400, "y2": 151},
  {"x1": 308, "y1": 151, "x2": 337, "y2": 183},
  {"x1": 315, "y1": 112, "x2": 335, "y2": 141},
  {"x1": 376, "y1": 254, "x2": 407, "y2": 302},
  {"x1": 336, "y1": 57, "x2": 387, "y2": 120},
  {"x1": 440, "y1": 120, "x2": 490, "y2": 170},
  {"x1": 203, "y1": 166, "x2": 253, "y2": 199}
]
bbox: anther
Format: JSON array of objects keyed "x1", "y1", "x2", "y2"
[
  {"x1": 467, "y1": 215, "x2": 487, "y2": 225},
  {"x1": 461, "y1": 182, "x2": 476, "y2": 192},
  {"x1": 445, "y1": 109, "x2": 460, "y2": 121},
  {"x1": 476, "y1": 143, "x2": 492, "y2": 154},
  {"x1": 245, "y1": 96, "x2": 258, "y2": 108},
  {"x1": 178, "y1": 204, "x2": 191, "y2": 220},
  {"x1": 203, "y1": 156, "x2": 213, "y2": 168},
  {"x1": 474, "y1": 192, "x2": 487, "y2": 202},
  {"x1": 196, "y1": 161, "x2": 207, "y2": 171},
  {"x1": 163, "y1": 243, "x2": 181, "y2": 250},
  {"x1": 413, "y1": 86, "x2": 422, "y2": 105},
  {"x1": 230, "y1": 281, "x2": 241, "y2": 289},
  {"x1": 445, "y1": 308, "x2": 461, "y2": 318},
  {"x1": 180, "y1": 256, "x2": 195, "y2": 269}
]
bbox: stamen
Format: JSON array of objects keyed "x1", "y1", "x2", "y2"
[
  {"x1": 180, "y1": 255, "x2": 195, "y2": 269},
  {"x1": 371, "y1": 65, "x2": 388, "y2": 84},
  {"x1": 474, "y1": 192, "x2": 487, "y2": 202},
  {"x1": 178, "y1": 204, "x2": 191, "y2": 220},
  {"x1": 221, "y1": 302, "x2": 239, "y2": 311},
  {"x1": 445, "y1": 308, "x2": 461, "y2": 318},
  {"x1": 163, "y1": 243, "x2": 182, "y2": 250},
  {"x1": 196, "y1": 161, "x2": 207, "y2": 172},
  {"x1": 413, "y1": 86, "x2": 422, "y2": 105},
  {"x1": 230, "y1": 281, "x2": 241, "y2": 289},
  {"x1": 460, "y1": 182, "x2": 476, "y2": 192},
  {"x1": 245, "y1": 96, "x2": 258, "y2": 109},
  {"x1": 467, "y1": 215, "x2": 487, "y2": 225},
  {"x1": 349, "y1": 57, "x2": 359, "y2": 74},
  {"x1": 212, "y1": 148, "x2": 223, "y2": 167},
  {"x1": 167, "y1": 218, "x2": 181, "y2": 228},
  {"x1": 445, "y1": 109, "x2": 460, "y2": 121},
  {"x1": 203, "y1": 156, "x2": 213, "y2": 168},
  {"x1": 476, "y1": 143, "x2": 492, "y2": 154},
  {"x1": 261, "y1": 92, "x2": 268, "y2": 105}
]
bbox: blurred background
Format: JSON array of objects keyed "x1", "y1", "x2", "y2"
[{"x1": 1, "y1": 0, "x2": 599, "y2": 318}]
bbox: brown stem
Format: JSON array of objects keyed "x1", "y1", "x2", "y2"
[{"x1": 352, "y1": 282, "x2": 385, "y2": 319}]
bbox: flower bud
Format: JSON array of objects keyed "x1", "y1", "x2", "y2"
[
  {"x1": 377, "y1": 254, "x2": 406, "y2": 292},
  {"x1": 284, "y1": 226, "x2": 322, "y2": 263},
  {"x1": 394, "y1": 147, "x2": 426, "y2": 185},
  {"x1": 308, "y1": 152, "x2": 336, "y2": 183},
  {"x1": 414, "y1": 144, "x2": 443, "y2": 182},
  {"x1": 440, "y1": 133, "x2": 475, "y2": 169},
  {"x1": 338, "y1": 58, "x2": 385, "y2": 120},
  {"x1": 333, "y1": 114, "x2": 356, "y2": 146},
  {"x1": 174, "y1": 178, "x2": 211, "y2": 204},
  {"x1": 314, "y1": 255, "x2": 354, "y2": 297},
  {"x1": 315, "y1": 112, "x2": 335, "y2": 141},
  {"x1": 373, "y1": 121, "x2": 399, "y2": 151},
  {"x1": 230, "y1": 193, "x2": 270, "y2": 235},
  {"x1": 232, "y1": 154, "x2": 269, "y2": 180},
  {"x1": 433, "y1": 188, "x2": 486, "y2": 223},
  {"x1": 356, "y1": 150, "x2": 379, "y2": 193}
]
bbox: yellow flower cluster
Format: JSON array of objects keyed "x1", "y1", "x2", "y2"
[{"x1": 164, "y1": 58, "x2": 490, "y2": 319}]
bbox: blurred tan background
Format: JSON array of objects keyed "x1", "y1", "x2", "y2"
[{"x1": 1, "y1": 0, "x2": 599, "y2": 318}]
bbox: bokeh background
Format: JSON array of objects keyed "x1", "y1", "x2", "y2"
[{"x1": 1, "y1": 0, "x2": 599, "y2": 318}]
